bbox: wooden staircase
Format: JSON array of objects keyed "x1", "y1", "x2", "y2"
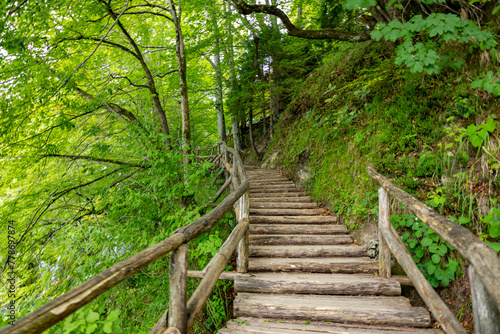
[{"x1": 218, "y1": 166, "x2": 443, "y2": 334}]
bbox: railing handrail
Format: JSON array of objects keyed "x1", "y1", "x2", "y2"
[
  {"x1": 367, "y1": 167, "x2": 500, "y2": 310},
  {"x1": 2, "y1": 142, "x2": 248, "y2": 334}
]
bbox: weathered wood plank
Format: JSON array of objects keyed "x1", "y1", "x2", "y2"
[
  {"x1": 249, "y1": 245, "x2": 366, "y2": 258},
  {"x1": 249, "y1": 216, "x2": 337, "y2": 224},
  {"x1": 221, "y1": 317, "x2": 444, "y2": 333},
  {"x1": 233, "y1": 293, "x2": 430, "y2": 328},
  {"x1": 249, "y1": 234, "x2": 353, "y2": 245},
  {"x1": 250, "y1": 196, "x2": 313, "y2": 203},
  {"x1": 469, "y1": 265, "x2": 500, "y2": 334},
  {"x1": 368, "y1": 166, "x2": 500, "y2": 311},
  {"x1": 250, "y1": 208, "x2": 324, "y2": 216},
  {"x1": 250, "y1": 187, "x2": 301, "y2": 193},
  {"x1": 378, "y1": 187, "x2": 391, "y2": 278},
  {"x1": 249, "y1": 257, "x2": 378, "y2": 273},
  {"x1": 249, "y1": 224, "x2": 347, "y2": 235},
  {"x1": 168, "y1": 243, "x2": 188, "y2": 332},
  {"x1": 250, "y1": 202, "x2": 318, "y2": 209},
  {"x1": 186, "y1": 218, "x2": 249, "y2": 328},
  {"x1": 250, "y1": 192, "x2": 308, "y2": 198},
  {"x1": 380, "y1": 224, "x2": 465, "y2": 334},
  {"x1": 235, "y1": 273, "x2": 401, "y2": 296}
]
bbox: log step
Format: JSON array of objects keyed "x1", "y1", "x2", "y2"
[
  {"x1": 249, "y1": 257, "x2": 378, "y2": 273},
  {"x1": 249, "y1": 216, "x2": 337, "y2": 224},
  {"x1": 235, "y1": 273, "x2": 401, "y2": 296},
  {"x1": 249, "y1": 245, "x2": 366, "y2": 258},
  {"x1": 251, "y1": 192, "x2": 308, "y2": 198},
  {"x1": 250, "y1": 180, "x2": 295, "y2": 186},
  {"x1": 250, "y1": 208, "x2": 324, "y2": 216},
  {"x1": 250, "y1": 187, "x2": 300, "y2": 193},
  {"x1": 249, "y1": 234, "x2": 353, "y2": 245},
  {"x1": 250, "y1": 224, "x2": 347, "y2": 235},
  {"x1": 250, "y1": 196, "x2": 313, "y2": 203},
  {"x1": 250, "y1": 202, "x2": 319, "y2": 209},
  {"x1": 233, "y1": 293, "x2": 431, "y2": 328},
  {"x1": 220, "y1": 317, "x2": 443, "y2": 334}
]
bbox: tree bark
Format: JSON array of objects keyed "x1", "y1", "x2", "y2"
[
  {"x1": 230, "y1": 0, "x2": 371, "y2": 42},
  {"x1": 169, "y1": 0, "x2": 190, "y2": 158},
  {"x1": 103, "y1": 1, "x2": 172, "y2": 147}
]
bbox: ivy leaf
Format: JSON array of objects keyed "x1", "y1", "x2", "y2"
[{"x1": 432, "y1": 254, "x2": 441, "y2": 264}]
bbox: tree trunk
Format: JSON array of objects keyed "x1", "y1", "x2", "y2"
[
  {"x1": 225, "y1": 3, "x2": 241, "y2": 150},
  {"x1": 169, "y1": 0, "x2": 190, "y2": 159}
]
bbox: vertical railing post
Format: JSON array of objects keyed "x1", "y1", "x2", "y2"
[
  {"x1": 469, "y1": 265, "x2": 500, "y2": 334},
  {"x1": 168, "y1": 243, "x2": 189, "y2": 333},
  {"x1": 378, "y1": 187, "x2": 391, "y2": 278},
  {"x1": 237, "y1": 191, "x2": 249, "y2": 273}
]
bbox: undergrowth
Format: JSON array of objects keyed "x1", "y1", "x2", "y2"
[{"x1": 265, "y1": 41, "x2": 500, "y2": 320}]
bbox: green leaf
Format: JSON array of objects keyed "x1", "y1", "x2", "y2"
[
  {"x1": 485, "y1": 241, "x2": 500, "y2": 253},
  {"x1": 86, "y1": 324, "x2": 98, "y2": 334},
  {"x1": 432, "y1": 254, "x2": 441, "y2": 264},
  {"x1": 469, "y1": 134, "x2": 483, "y2": 147},
  {"x1": 458, "y1": 216, "x2": 470, "y2": 225},
  {"x1": 426, "y1": 261, "x2": 436, "y2": 275},
  {"x1": 414, "y1": 245, "x2": 425, "y2": 258},
  {"x1": 103, "y1": 321, "x2": 113, "y2": 333},
  {"x1": 489, "y1": 218, "x2": 500, "y2": 238},
  {"x1": 106, "y1": 309, "x2": 120, "y2": 322},
  {"x1": 86, "y1": 311, "x2": 100, "y2": 323},
  {"x1": 483, "y1": 118, "x2": 496, "y2": 132},
  {"x1": 421, "y1": 237, "x2": 433, "y2": 247}
]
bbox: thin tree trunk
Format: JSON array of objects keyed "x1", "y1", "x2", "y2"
[
  {"x1": 104, "y1": 2, "x2": 172, "y2": 147},
  {"x1": 212, "y1": 12, "x2": 226, "y2": 144},
  {"x1": 169, "y1": 0, "x2": 190, "y2": 159},
  {"x1": 225, "y1": 3, "x2": 241, "y2": 150}
]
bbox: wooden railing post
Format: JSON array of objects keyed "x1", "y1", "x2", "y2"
[
  {"x1": 378, "y1": 187, "x2": 391, "y2": 278},
  {"x1": 168, "y1": 243, "x2": 188, "y2": 333},
  {"x1": 237, "y1": 192, "x2": 250, "y2": 273},
  {"x1": 469, "y1": 265, "x2": 500, "y2": 334}
]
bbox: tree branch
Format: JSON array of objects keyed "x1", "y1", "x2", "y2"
[
  {"x1": 229, "y1": 0, "x2": 371, "y2": 42},
  {"x1": 41, "y1": 154, "x2": 150, "y2": 168}
]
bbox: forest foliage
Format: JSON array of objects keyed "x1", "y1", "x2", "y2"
[{"x1": 1, "y1": 0, "x2": 499, "y2": 332}]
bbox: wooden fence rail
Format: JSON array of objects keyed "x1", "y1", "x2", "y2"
[
  {"x1": 368, "y1": 166, "x2": 500, "y2": 334},
  {"x1": 1, "y1": 142, "x2": 248, "y2": 334}
]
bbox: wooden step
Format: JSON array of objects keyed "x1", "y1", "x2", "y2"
[
  {"x1": 250, "y1": 202, "x2": 319, "y2": 209},
  {"x1": 235, "y1": 273, "x2": 401, "y2": 296},
  {"x1": 251, "y1": 192, "x2": 308, "y2": 198},
  {"x1": 250, "y1": 196, "x2": 313, "y2": 203},
  {"x1": 250, "y1": 180, "x2": 295, "y2": 186},
  {"x1": 233, "y1": 293, "x2": 431, "y2": 328},
  {"x1": 250, "y1": 187, "x2": 300, "y2": 194},
  {"x1": 250, "y1": 224, "x2": 347, "y2": 235},
  {"x1": 250, "y1": 208, "x2": 324, "y2": 216},
  {"x1": 250, "y1": 184, "x2": 298, "y2": 190},
  {"x1": 249, "y1": 245, "x2": 366, "y2": 258},
  {"x1": 220, "y1": 318, "x2": 443, "y2": 334},
  {"x1": 249, "y1": 234, "x2": 353, "y2": 245},
  {"x1": 250, "y1": 216, "x2": 337, "y2": 224},
  {"x1": 249, "y1": 257, "x2": 378, "y2": 273}
]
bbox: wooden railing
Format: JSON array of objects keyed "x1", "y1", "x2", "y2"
[
  {"x1": 1, "y1": 142, "x2": 248, "y2": 334},
  {"x1": 368, "y1": 167, "x2": 500, "y2": 334}
]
